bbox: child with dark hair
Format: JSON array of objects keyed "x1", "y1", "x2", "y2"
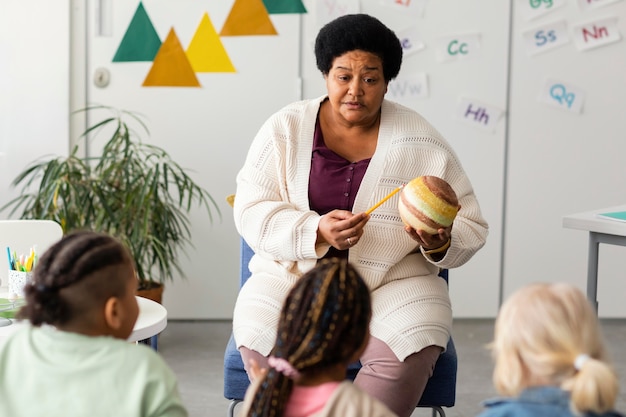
[
  {"x1": 0, "y1": 231, "x2": 187, "y2": 417},
  {"x1": 240, "y1": 258, "x2": 397, "y2": 417}
]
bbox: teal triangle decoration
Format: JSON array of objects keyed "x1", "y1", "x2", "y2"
[
  {"x1": 112, "y1": 2, "x2": 162, "y2": 62},
  {"x1": 262, "y1": 0, "x2": 307, "y2": 14}
]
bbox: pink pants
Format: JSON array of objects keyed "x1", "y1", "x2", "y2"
[{"x1": 240, "y1": 336, "x2": 442, "y2": 417}]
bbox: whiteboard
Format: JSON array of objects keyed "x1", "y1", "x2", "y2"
[
  {"x1": 505, "y1": 0, "x2": 626, "y2": 317},
  {"x1": 301, "y1": 0, "x2": 510, "y2": 317}
]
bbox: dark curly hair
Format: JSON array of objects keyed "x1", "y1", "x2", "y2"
[
  {"x1": 314, "y1": 14, "x2": 403, "y2": 82},
  {"x1": 18, "y1": 230, "x2": 134, "y2": 327}
]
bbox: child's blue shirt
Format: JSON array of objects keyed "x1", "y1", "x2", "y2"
[{"x1": 477, "y1": 386, "x2": 623, "y2": 417}]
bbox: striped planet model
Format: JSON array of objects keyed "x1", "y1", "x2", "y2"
[{"x1": 398, "y1": 176, "x2": 459, "y2": 234}]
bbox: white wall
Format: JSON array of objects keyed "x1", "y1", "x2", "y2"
[
  {"x1": 0, "y1": 0, "x2": 70, "y2": 293},
  {"x1": 4, "y1": 1, "x2": 626, "y2": 318},
  {"x1": 0, "y1": 0, "x2": 70, "y2": 204},
  {"x1": 83, "y1": 0, "x2": 508, "y2": 318}
]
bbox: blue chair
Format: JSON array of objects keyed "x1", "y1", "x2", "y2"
[{"x1": 224, "y1": 239, "x2": 457, "y2": 417}]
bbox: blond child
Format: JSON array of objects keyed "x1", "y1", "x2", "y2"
[
  {"x1": 478, "y1": 282, "x2": 622, "y2": 417},
  {"x1": 0, "y1": 231, "x2": 188, "y2": 417}
]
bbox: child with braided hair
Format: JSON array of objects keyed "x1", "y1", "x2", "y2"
[
  {"x1": 240, "y1": 258, "x2": 397, "y2": 417},
  {"x1": 0, "y1": 230, "x2": 187, "y2": 417},
  {"x1": 477, "y1": 282, "x2": 623, "y2": 417}
]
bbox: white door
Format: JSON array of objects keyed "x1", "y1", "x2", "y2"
[{"x1": 85, "y1": 0, "x2": 303, "y2": 318}]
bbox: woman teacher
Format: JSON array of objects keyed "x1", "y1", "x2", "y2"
[{"x1": 232, "y1": 13, "x2": 488, "y2": 417}]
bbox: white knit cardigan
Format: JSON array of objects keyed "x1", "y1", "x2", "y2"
[{"x1": 233, "y1": 96, "x2": 488, "y2": 361}]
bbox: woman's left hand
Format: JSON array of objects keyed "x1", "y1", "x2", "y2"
[{"x1": 405, "y1": 225, "x2": 451, "y2": 251}]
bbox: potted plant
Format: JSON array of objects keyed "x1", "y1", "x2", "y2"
[{"x1": 0, "y1": 106, "x2": 220, "y2": 303}]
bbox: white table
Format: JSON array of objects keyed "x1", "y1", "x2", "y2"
[
  {"x1": 0, "y1": 296, "x2": 167, "y2": 346},
  {"x1": 562, "y1": 205, "x2": 626, "y2": 312},
  {"x1": 130, "y1": 296, "x2": 168, "y2": 343}
]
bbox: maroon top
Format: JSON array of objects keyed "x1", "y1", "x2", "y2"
[{"x1": 308, "y1": 115, "x2": 371, "y2": 258}]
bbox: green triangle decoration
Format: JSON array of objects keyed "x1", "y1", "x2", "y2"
[
  {"x1": 112, "y1": 2, "x2": 162, "y2": 62},
  {"x1": 262, "y1": 0, "x2": 307, "y2": 13}
]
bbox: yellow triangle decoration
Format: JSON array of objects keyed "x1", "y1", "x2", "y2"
[
  {"x1": 220, "y1": 0, "x2": 278, "y2": 36},
  {"x1": 187, "y1": 12, "x2": 236, "y2": 73},
  {"x1": 142, "y1": 27, "x2": 201, "y2": 87}
]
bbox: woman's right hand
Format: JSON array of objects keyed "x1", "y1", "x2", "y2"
[
  {"x1": 248, "y1": 359, "x2": 268, "y2": 382},
  {"x1": 317, "y1": 210, "x2": 369, "y2": 250}
]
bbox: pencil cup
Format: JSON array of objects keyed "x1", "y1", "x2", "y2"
[{"x1": 8, "y1": 270, "x2": 33, "y2": 298}]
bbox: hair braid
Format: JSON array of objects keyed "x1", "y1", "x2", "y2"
[
  {"x1": 18, "y1": 230, "x2": 133, "y2": 326},
  {"x1": 246, "y1": 258, "x2": 371, "y2": 417}
]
